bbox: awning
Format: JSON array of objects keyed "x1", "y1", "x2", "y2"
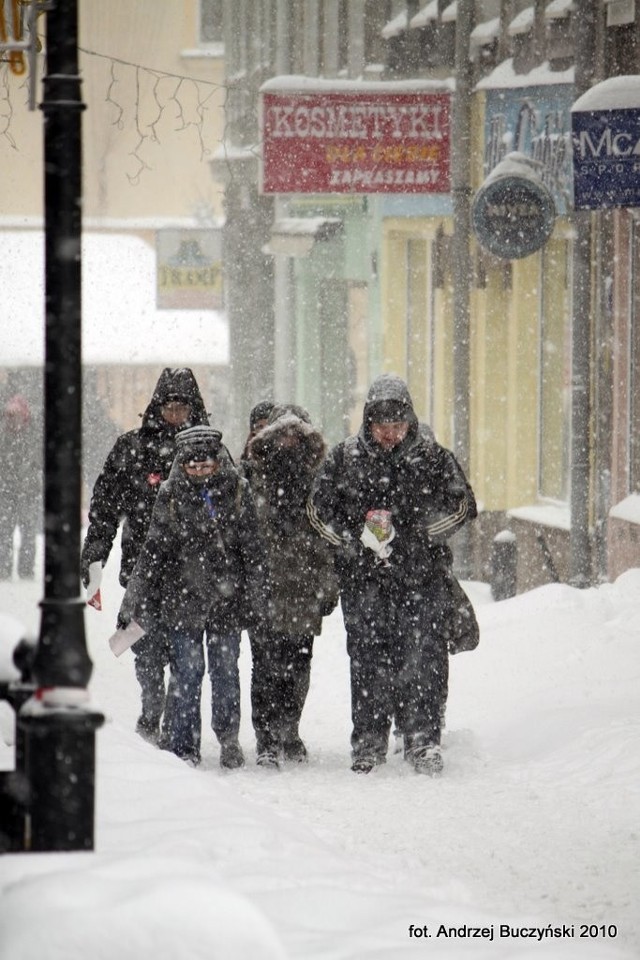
[{"x1": 264, "y1": 217, "x2": 343, "y2": 257}]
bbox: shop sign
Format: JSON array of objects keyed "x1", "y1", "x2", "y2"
[
  {"x1": 156, "y1": 229, "x2": 223, "y2": 309},
  {"x1": 572, "y1": 108, "x2": 640, "y2": 209},
  {"x1": 260, "y1": 82, "x2": 451, "y2": 194},
  {"x1": 482, "y1": 84, "x2": 573, "y2": 216},
  {"x1": 472, "y1": 156, "x2": 556, "y2": 260}
]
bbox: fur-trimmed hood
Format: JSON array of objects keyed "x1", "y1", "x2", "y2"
[{"x1": 249, "y1": 404, "x2": 326, "y2": 471}]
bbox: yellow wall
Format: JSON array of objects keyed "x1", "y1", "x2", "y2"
[{"x1": 381, "y1": 216, "x2": 454, "y2": 446}]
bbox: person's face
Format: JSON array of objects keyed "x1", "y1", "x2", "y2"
[
  {"x1": 183, "y1": 458, "x2": 218, "y2": 478},
  {"x1": 251, "y1": 417, "x2": 269, "y2": 436},
  {"x1": 161, "y1": 400, "x2": 191, "y2": 426},
  {"x1": 370, "y1": 420, "x2": 409, "y2": 450}
]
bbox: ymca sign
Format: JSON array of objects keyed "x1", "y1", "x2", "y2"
[
  {"x1": 571, "y1": 76, "x2": 640, "y2": 209},
  {"x1": 260, "y1": 78, "x2": 451, "y2": 195}
]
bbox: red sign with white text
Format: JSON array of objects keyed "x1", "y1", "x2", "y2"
[{"x1": 261, "y1": 89, "x2": 450, "y2": 194}]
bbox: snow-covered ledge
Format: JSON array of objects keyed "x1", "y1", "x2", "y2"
[
  {"x1": 507, "y1": 503, "x2": 571, "y2": 531},
  {"x1": 609, "y1": 494, "x2": 640, "y2": 526}
]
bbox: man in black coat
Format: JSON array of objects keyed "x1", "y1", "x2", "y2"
[
  {"x1": 80, "y1": 367, "x2": 211, "y2": 742},
  {"x1": 308, "y1": 374, "x2": 477, "y2": 776}
]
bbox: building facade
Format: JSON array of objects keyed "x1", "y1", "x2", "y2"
[{"x1": 216, "y1": 0, "x2": 640, "y2": 589}]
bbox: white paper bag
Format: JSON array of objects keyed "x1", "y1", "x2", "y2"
[{"x1": 108, "y1": 620, "x2": 146, "y2": 657}]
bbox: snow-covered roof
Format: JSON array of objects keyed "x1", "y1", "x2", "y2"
[
  {"x1": 410, "y1": 1, "x2": 439, "y2": 28},
  {"x1": 0, "y1": 232, "x2": 228, "y2": 367},
  {"x1": 571, "y1": 75, "x2": 640, "y2": 112}
]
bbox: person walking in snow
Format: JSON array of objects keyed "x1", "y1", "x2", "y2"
[
  {"x1": 80, "y1": 367, "x2": 215, "y2": 743},
  {"x1": 118, "y1": 426, "x2": 269, "y2": 768},
  {"x1": 308, "y1": 374, "x2": 477, "y2": 776},
  {"x1": 244, "y1": 404, "x2": 339, "y2": 768},
  {"x1": 239, "y1": 399, "x2": 275, "y2": 478},
  {"x1": 0, "y1": 393, "x2": 42, "y2": 580}
]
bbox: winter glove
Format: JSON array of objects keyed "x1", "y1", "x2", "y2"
[
  {"x1": 85, "y1": 561, "x2": 103, "y2": 610},
  {"x1": 360, "y1": 509, "x2": 396, "y2": 562},
  {"x1": 80, "y1": 541, "x2": 107, "y2": 588}
]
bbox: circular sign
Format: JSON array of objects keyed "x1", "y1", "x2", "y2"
[{"x1": 472, "y1": 174, "x2": 556, "y2": 260}]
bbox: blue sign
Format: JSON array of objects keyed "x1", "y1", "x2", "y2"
[
  {"x1": 484, "y1": 84, "x2": 574, "y2": 215},
  {"x1": 572, "y1": 108, "x2": 640, "y2": 209}
]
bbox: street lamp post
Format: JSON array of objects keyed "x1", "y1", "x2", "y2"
[{"x1": 17, "y1": 0, "x2": 103, "y2": 852}]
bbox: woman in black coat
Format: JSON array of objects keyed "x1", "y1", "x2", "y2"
[
  {"x1": 120, "y1": 426, "x2": 268, "y2": 768},
  {"x1": 246, "y1": 404, "x2": 339, "y2": 768}
]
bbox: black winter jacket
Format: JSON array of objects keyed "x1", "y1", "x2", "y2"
[
  {"x1": 120, "y1": 456, "x2": 269, "y2": 637},
  {"x1": 308, "y1": 375, "x2": 477, "y2": 592},
  {"x1": 81, "y1": 368, "x2": 210, "y2": 586}
]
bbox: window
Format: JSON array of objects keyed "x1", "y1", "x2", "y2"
[{"x1": 200, "y1": 0, "x2": 223, "y2": 44}]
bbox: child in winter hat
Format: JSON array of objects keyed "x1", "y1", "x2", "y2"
[{"x1": 176, "y1": 426, "x2": 223, "y2": 464}]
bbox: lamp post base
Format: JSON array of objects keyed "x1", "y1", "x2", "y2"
[{"x1": 19, "y1": 702, "x2": 104, "y2": 852}]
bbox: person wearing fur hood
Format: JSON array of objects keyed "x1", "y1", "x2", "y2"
[{"x1": 245, "y1": 403, "x2": 339, "y2": 768}]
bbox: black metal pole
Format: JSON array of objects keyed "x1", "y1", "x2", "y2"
[{"x1": 17, "y1": 0, "x2": 103, "y2": 853}]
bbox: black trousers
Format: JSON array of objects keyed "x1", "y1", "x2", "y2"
[
  {"x1": 249, "y1": 631, "x2": 314, "y2": 752},
  {"x1": 341, "y1": 574, "x2": 449, "y2": 761}
]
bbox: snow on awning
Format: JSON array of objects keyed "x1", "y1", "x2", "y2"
[
  {"x1": 471, "y1": 17, "x2": 500, "y2": 46},
  {"x1": 572, "y1": 75, "x2": 640, "y2": 112},
  {"x1": 442, "y1": 2, "x2": 458, "y2": 23},
  {"x1": 610, "y1": 494, "x2": 640, "y2": 525},
  {"x1": 509, "y1": 5, "x2": 534, "y2": 34},
  {"x1": 410, "y1": 1, "x2": 439, "y2": 28},
  {"x1": 381, "y1": 11, "x2": 408, "y2": 39},
  {"x1": 0, "y1": 232, "x2": 228, "y2": 367},
  {"x1": 545, "y1": 0, "x2": 574, "y2": 19},
  {"x1": 264, "y1": 218, "x2": 343, "y2": 257}
]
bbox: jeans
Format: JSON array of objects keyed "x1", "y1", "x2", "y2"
[
  {"x1": 148, "y1": 627, "x2": 242, "y2": 763},
  {"x1": 133, "y1": 631, "x2": 170, "y2": 729},
  {"x1": 161, "y1": 629, "x2": 206, "y2": 763}
]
